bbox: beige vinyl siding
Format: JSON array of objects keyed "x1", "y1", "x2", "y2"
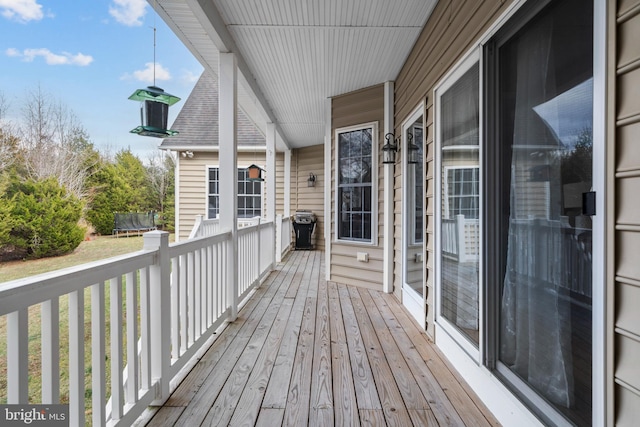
[
  {"x1": 176, "y1": 151, "x2": 288, "y2": 241},
  {"x1": 394, "y1": 0, "x2": 514, "y2": 338},
  {"x1": 292, "y1": 144, "x2": 325, "y2": 251},
  {"x1": 331, "y1": 84, "x2": 385, "y2": 289},
  {"x1": 614, "y1": 0, "x2": 640, "y2": 424}
]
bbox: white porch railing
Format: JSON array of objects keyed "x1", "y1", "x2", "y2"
[
  {"x1": 442, "y1": 215, "x2": 479, "y2": 263},
  {"x1": 0, "y1": 222, "x2": 276, "y2": 427},
  {"x1": 188, "y1": 215, "x2": 262, "y2": 240}
]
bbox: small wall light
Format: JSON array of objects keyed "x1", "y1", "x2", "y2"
[
  {"x1": 181, "y1": 150, "x2": 194, "y2": 158},
  {"x1": 407, "y1": 132, "x2": 420, "y2": 165},
  {"x1": 382, "y1": 133, "x2": 399, "y2": 164},
  {"x1": 307, "y1": 172, "x2": 317, "y2": 187},
  {"x1": 247, "y1": 164, "x2": 264, "y2": 181}
]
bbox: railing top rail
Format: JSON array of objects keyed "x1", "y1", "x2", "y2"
[
  {"x1": 168, "y1": 230, "x2": 232, "y2": 258},
  {"x1": 0, "y1": 249, "x2": 157, "y2": 316}
]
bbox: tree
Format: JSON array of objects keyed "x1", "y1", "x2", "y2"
[
  {"x1": 1, "y1": 177, "x2": 85, "y2": 259},
  {"x1": 18, "y1": 86, "x2": 96, "y2": 198},
  {"x1": 145, "y1": 150, "x2": 175, "y2": 231},
  {"x1": 115, "y1": 149, "x2": 150, "y2": 209},
  {"x1": 0, "y1": 91, "x2": 20, "y2": 172},
  {"x1": 85, "y1": 160, "x2": 133, "y2": 235}
]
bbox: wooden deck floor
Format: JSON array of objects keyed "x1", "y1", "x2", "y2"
[{"x1": 145, "y1": 250, "x2": 500, "y2": 427}]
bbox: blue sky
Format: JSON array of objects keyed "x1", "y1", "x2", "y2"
[{"x1": 0, "y1": 0, "x2": 203, "y2": 158}]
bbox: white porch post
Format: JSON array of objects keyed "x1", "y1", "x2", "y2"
[
  {"x1": 145, "y1": 230, "x2": 170, "y2": 405},
  {"x1": 277, "y1": 149, "x2": 291, "y2": 263},
  {"x1": 266, "y1": 123, "x2": 277, "y2": 268},
  {"x1": 266, "y1": 123, "x2": 276, "y2": 222},
  {"x1": 324, "y1": 98, "x2": 332, "y2": 281},
  {"x1": 383, "y1": 81, "x2": 395, "y2": 294},
  {"x1": 284, "y1": 149, "x2": 291, "y2": 217},
  {"x1": 219, "y1": 52, "x2": 239, "y2": 320}
]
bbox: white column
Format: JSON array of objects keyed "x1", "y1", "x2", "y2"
[
  {"x1": 324, "y1": 98, "x2": 332, "y2": 281},
  {"x1": 284, "y1": 149, "x2": 291, "y2": 217},
  {"x1": 383, "y1": 81, "x2": 395, "y2": 294},
  {"x1": 219, "y1": 52, "x2": 239, "y2": 320},
  {"x1": 266, "y1": 123, "x2": 276, "y2": 269},
  {"x1": 145, "y1": 230, "x2": 170, "y2": 405},
  {"x1": 266, "y1": 123, "x2": 276, "y2": 222}
]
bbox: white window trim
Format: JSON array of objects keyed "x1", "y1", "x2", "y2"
[
  {"x1": 434, "y1": 48, "x2": 483, "y2": 361},
  {"x1": 206, "y1": 164, "x2": 265, "y2": 220},
  {"x1": 334, "y1": 121, "x2": 379, "y2": 245}
]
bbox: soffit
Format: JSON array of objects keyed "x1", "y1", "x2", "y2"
[{"x1": 153, "y1": 0, "x2": 437, "y2": 149}]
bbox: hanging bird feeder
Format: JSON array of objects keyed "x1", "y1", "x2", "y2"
[
  {"x1": 247, "y1": 164, "x2": 264, "y2": 181},
  {"x1": 129, "y1": 85, "x2": 180, "y2": 138}
]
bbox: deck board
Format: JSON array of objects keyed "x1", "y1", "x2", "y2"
[{"x1": 146, "y1": 251, "x2": 500, "y2": 427}]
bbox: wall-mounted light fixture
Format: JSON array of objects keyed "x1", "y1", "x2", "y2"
[
  {"x1": 382, "y1": 133, "x2": 399, "y2": 164},
  {"x1": 181, "y1": 150, "x2": 194, "y2": 158},
  {"x1": 307, "y1": 172, "x2": 317, "y2": 187},
  {"x1": 407, "y1": 132, "x2": 420, "y2": 164}
]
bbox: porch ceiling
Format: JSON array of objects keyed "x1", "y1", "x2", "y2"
[{"x1": 151, "y1": 0, "x2": 437, "y2": 150}]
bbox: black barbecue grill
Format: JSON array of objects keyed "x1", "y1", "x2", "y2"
[{"x1": 292, "y1": 210, "x2": 316, "y2": 250}]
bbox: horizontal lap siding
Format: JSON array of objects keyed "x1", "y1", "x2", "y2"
[
  {"x1": 331, "y1": 85, "x2": 385, "y2": 289},
  {"x1": 394, "y1": 0, "x2": 513, "y2": 337},
  {"x1": 177, "y1": 151, "x2": 288, "y2": 241},
  {"x1": 615, "y1": 0, "x2": 640, "y2": 423}
]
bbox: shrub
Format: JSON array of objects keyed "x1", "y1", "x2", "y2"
[
  {"x1": 85, "y1": 163, "x2": 132, "y2": 235},
  {"x1": 3, "y1": 177, "x2": 85, "y2": 259}
]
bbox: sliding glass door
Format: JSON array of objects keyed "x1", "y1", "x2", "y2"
[
  {"x1": 488, "y1": 0, "x2": 593, "y2": 425},
  {"x1": 435, "y1": 0, "x2": 594, "y2": 425}
]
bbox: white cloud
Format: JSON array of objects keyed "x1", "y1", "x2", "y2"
[
  {"x1": 0, "y1": 0, "x2": 43, "y2": 22},
  {"x1": 180, "y1": 70, "x2": 200, "y2": 84},
  {"x1": 122, "y1": 62, "x2": 171, "y2": 84},
  {"x1": 6, "y1": 48, "x2": 93, "y2": 66},
  {"x1": 109, "y1": 0, "x2": 146, "y2": 26}
]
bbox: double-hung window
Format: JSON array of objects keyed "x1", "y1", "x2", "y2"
[
  {"x1": 208, "y1": 167, "x2": 262, "y2": 219},
  {"x1": 335, "y1": 123, "x2": 377, "y2": 243}
]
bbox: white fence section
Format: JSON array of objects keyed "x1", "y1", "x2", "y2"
[{"x1": 0, "y1": 223, "x2": 276, "y2": 427}]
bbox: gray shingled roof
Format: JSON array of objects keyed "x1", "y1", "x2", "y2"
[{"x1": 160, "y1": 71, "x2": 265, "y2": 149}]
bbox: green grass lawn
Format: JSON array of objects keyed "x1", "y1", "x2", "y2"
[
  {"x1": 0, "y1": 235, "x2": 149, "y2": 283},
  {"x1": 0, "y1": 233, "x2": 174, "y2": 417}
]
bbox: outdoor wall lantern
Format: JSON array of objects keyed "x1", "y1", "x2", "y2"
[
  {"x1": 307, "y1": 172, "x2": 317, "y2": 187},
  {"x1": 382, "y1": 133, "x2": 399, "y2": 164},
  {"x1": 129, "y1": 86, "x2": 181, "y2": 138},
  {"x1": 181, "y1": 150, "x2": 194, "y2": 159},
  {"x1": 407, "y1": 132, "x2": 420, "y2": 165},
  {"x1": 247, "y1": 164, "x2": 264, "y2": 181}
]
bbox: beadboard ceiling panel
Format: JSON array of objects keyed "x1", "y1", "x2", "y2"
[{"x1": 152, "y1": 0, "x2": 437, "y2": 149}]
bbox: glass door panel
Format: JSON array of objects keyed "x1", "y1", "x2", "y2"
[
  {"x1": 439, "y1": 63, "x2": 480, "y2": 346},
  {"x1": 402, "y1": 112, "x2": 425, "y2": 324},
  {"x1": 494, "y1": 0, "x2": 593, "y2": 424}
]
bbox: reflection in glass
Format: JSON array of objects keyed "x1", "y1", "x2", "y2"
[
  {"x1": 439, "y1": 63, "x2": 480, "y2": 345},
  {"x1": 404, "y1": 116, "x2": 424, "y2": 297},
  {"x1": 496, "y1": 1, "x2": 593, "y2": 424}
]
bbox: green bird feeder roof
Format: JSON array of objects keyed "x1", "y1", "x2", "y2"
[{"x1": 128, "y1": 86, "x2": 181, "y2": 106}]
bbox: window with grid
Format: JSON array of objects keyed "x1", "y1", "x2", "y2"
[
  {"x1": 336, "y1": 125, "x2": 375, "y2": 242},
  {"x1": 208, "y1": 167, "x2": 262, "y2": 219},
  {"x1": 446, "y1": 167, "x2": 479, "y2": 219}
]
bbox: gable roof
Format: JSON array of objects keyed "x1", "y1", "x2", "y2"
[{"x1": 159, "y1": 71, "x2": 265, "y2": 150}]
